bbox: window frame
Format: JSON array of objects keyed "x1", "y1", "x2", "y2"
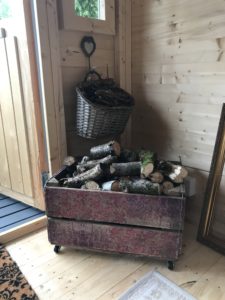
[{"x1": 58, "y1": 0, "x2": 115, "y2": 35}]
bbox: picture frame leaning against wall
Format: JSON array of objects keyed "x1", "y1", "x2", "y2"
[{"x1": 198, "y1": 103, "x2": 225, "y2": 255}]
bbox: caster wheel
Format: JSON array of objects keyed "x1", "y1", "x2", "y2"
[
  {"x1": 54, "y1": 245, "x2": 61, "y2": 253},
  {"x1": 167, "y1": 260, "x2": 175, "y2": 270}
]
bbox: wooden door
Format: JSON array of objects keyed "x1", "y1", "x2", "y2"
[{"x1": 0, "y1": 1, "x2": 47, "y2": 210}]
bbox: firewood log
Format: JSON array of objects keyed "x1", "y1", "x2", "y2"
[
  {"x1": 80, "y1": 78, "x2": 134, "y2": 107},
  {"x1": 156, "y1": 160, "x2": 173, "y2": 173},
  {"x1": 110, "y1": 162, "x2": 141, "y2": 177},
  {"x1": 77, "y1": 155, "x2": 117, "y2": 173},
  {"x1": 90, "y1": 141, "x2": 121, "y2": 159},
  {"x1": 157, "y1": 161, "x2": 188, "y2": 183},
  {"x1": 63, "y1": 156, "x2": 76, "y2": 176},
  {"x1": 63, "y1": 156, "x2": 76, "y2": 166},
  {"x1": 120, "y1": 179, "x2": 160, "y2": 195},
  {"x1": 139, "y1": 150, "x2": 155, "y2": 178},
  {"x1": 102, "y1": 180, "x2": 121, "y2": 192},
  {"x1": 64, "y1": 164, "x2": 106, "y2": 187},
  {"x1": 168, "y1": 164, "x2": 188, "y2": 183},
  {"x1": 120, "y1": 149, "x2": 139, "y2": 162},
  {"x1": 80, "y1": 156, "x2": 90, "y2": 164},
  {"x1": 47, "y1": 177, "x2": 59, "y2": 187},
  {"x1": 162, "y1": 181, "x2": 174, "y2": 195},
  {"x1": 81, "y1": 181, "x2": 100, "y2": 190},
  {"x1": 149, "y1": 171, "x2": 164, "y2": 183}
]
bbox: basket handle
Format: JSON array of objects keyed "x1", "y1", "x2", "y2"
[{"x1": 84, "y1": 70, "x2": 102, "y2": 82}]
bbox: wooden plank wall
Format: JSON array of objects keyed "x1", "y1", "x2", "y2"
[
  {"x1": 59, "y1": 30, "x2": 115, "y2": 156},
  {"x1": 131, "y1": 0, "x2": 225, "y2": 225},
  {"x1": 115, "y1": 0, "x2": 132, "y2": 148}
]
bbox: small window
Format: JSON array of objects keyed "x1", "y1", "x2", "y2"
[
  {"x1": 74, "y1": 0, "x2": 105, "y2": 20},
  {"x1": 59, "y1": 0, "x2": 115, "y2": 35},
  {"x1": 0, "y1": 0, "x2": 12, "y2": 19}
]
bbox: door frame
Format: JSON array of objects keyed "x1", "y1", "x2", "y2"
[{"x1": 32, "y1": 0, "x2": 67, "y2": 175}]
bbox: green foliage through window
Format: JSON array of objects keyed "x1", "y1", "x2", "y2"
[
  {"x1": 74, "y1": 0, "x2": 99, "y2": 19},
  {"x1": 0, "y1": 0, "x2": 12, "y2": 19}
]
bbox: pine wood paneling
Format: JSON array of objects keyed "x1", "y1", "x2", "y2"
[
  {"x1": 115, "y1": 0, "x2": 132, "y2": 148},
  {"x1": 6, "y1": 37, "x2": 33, "y2": 197},
  {"x1": 59, "y1": 30, "x2": 115, "y2": 156},
  {"x1": 132, "y1": 0, "x2": 225, "y2": 171},
  {"x1": 0, "y1": 40, "x2": 24, "y2": 194},
  {"x1": 57, "y1": 1, "x2": 132, "y2": 155},
  {"x1": 131, "y1": 0, "x2": 225, "y2": 225},
  {"x1": 0, "y1": 106, "x2": 11, "y2": 189}
]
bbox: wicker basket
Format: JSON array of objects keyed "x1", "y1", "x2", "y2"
[{"x1": 76, "y1": 71, "x2": 134, "y2": 139}]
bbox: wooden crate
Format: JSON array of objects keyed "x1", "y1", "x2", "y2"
[{"x1": 45, "y1": 168, "x2": 185, "y2": 269}]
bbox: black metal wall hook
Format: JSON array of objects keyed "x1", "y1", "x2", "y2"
[{"x1": 80, "y1": 36, "x2": 96, "y2": 70}]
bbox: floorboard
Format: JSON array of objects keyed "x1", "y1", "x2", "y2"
[
  {"x1": 0, "y1": 198, "x2": 16, "y2": 208},
  {"x1": 5, "y1": 222, "x2": 224, "y2": 300},
  {"x1": 0, "y1": 202, "x2": 28, "y2": 218},
  {"x1": 0, "y1": 194, "x2": 8, "y2": 200},
  {"x1": 0, "y1": 194, "x2": 45, "y2": 233}
]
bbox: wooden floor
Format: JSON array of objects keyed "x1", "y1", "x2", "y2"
[{"x1": 6, "y1": 222, "x2": 225, "y2": 300}]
